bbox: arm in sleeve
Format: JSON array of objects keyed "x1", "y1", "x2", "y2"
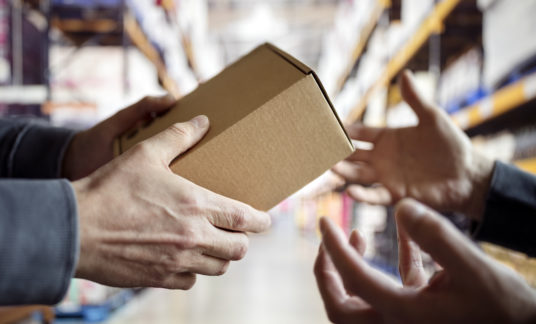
[
  {"x1": 0, "y1": 118, "x2": 76, "y2": 179},
  {"x1": 0, "y1": 179, "x2": 78, "y2": 305},
  {"x1": 473, "y1": 161, "x2": 536, "y2": 257}
]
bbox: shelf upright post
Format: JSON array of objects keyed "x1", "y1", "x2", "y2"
[
  {"x1": 41, "y1": 0, "x2": 51, "y2": 101},
  {"x1": 11, "y1": 0, "x2": 22, "y2": 86},
  {"x1": 121, "y1": 0, "x2": 129, "y2": 95}
]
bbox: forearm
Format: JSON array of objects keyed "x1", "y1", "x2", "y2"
[
  {"x1": 472, "y1": 161, "x2": 536, "y2": 257},
  {"x1": 0, "y1": 119, "x2": 75, "y2": 179},
  {"x1": 0, "y1": 179, "x2": 78, "y2": 305}
]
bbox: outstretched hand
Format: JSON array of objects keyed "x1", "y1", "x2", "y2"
[
  {"x1": 314, "y1": 199, "x2": 536, "y2": 324},
  {"x1": 333, "y1": 71, "x2": 493, "y2": 221}
]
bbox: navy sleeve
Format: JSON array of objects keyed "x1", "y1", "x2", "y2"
[
  {"x1": 473, "y1": 161, "x2": 536, "y2": 257},
  {"x1": 0, "y1": 119, "x2": 79, "y2": 305}
]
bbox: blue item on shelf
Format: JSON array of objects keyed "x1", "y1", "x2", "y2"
[
  {"x1": 55, "y1": 289, "x2": 135, "y2": 323},
  {"x1": 51, "y1": 0, "x2": 123, "y2": 8}
]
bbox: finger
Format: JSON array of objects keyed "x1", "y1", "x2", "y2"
[
  {"x1": 186, "y1": 255, "x2": 230, "y2": 276},
  {"x1": 395, "y1": 211, "x2": 426, "y2": 287},
  {"x1": 346, "y1": 185, "x2": 393, "y2": 205},
  {"x1": 201, "y1": 229, "x2": 249, "y2": 261},
  {"x1": 332, "y1": 161, "x2": 377, "y2": 185},
  {"x1": 142, "y1": 115, "x2": 209, "y2": 164},
  {"x1": 345, "y1": 123, "x2": 383, "y2": 143},
  {"x1": 207, "y1": 193, "x2": 271, "y2": 233},
  {"x1": 399, "y1": 70, "x2": 437, "y2": 122},
  {"x1": 395, "y1": 198, "x2": 485, "y2": 277},
  {"x1": 348, "y1": 229, "x2": 366, "y2": 256},
  {"x1": 320, "y1": 217, "x2": 405, "y2": 313},
  {"x1": 106, "y1": 95, "x2": 176, "y2": 135},
  {"x1": 345, "y1": 149, "x2": 373, "y2": 163},
  {"x1": 314, "y1": 245, "x2": 352, "y2": 316},
  {"x1": 160, "y1": 272, "x2": 197, "y2": 290}
]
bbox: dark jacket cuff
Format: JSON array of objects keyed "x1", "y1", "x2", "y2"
[
  {"x1": 472, "y1": 161, "x2": 536, "y2": 257},
  {"x1": 9, "y1": 123, "x2": 76, "y2": 179}
]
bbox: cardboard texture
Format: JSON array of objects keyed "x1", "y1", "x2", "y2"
[{"x1": 115, "y1": 43, "x2": 354, "y2": 210}]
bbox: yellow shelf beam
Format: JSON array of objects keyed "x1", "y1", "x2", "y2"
[
  {"x1": 334, "y1": 0, "x2": 390, "y2": 95},
  {"x1": 514, "y1": 157, "x2": 536, "y2": 175},
  {"x1": 346, "y1": 0, "x2": 461, "y2": 123},
  {"x1": 452, "y1": 71, "x2": 536, "y2": 130},
  {"x1": 124, "y1": 15, "x2": 181, "y2": 98}
]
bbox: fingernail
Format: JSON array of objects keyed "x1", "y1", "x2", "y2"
[
  {"x1": 191, "y1": 115, "x2": 209, "y2": 128},
  {"x1": 164, "y1": 94, "x2": 175, "y2": 101}
]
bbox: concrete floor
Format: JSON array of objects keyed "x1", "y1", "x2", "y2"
[{"x1": 106, "y1": 214, "x2": 331, "y2": 324}]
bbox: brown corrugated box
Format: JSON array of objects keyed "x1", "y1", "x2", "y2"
[{"x1": 115, "y1": 43, "x2": 354, "y2": 211}]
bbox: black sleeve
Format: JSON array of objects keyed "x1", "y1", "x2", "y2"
[
  {"x1": 473, "y1": 161, "x2": 536, "y2": 257},
  {"x1": 0, "y1": 118, "x2": 75, "y2": 178}
]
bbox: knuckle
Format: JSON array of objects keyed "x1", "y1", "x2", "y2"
[
  {"x1": 217, "y1": 261, "x2": 230, "y2": 276},
  {"x1": 131, "y1": 141, "x2": 153, "y2": 157},
  {"x1": 177, "y1": 228, "x2": 201, "y2": 250},
  {"x1": 179, "y1": 196, "x2": 201, "y2": 210},
  {"x1": 168, "y1": 123, "x2": 193, "y2": 139},
  {"x1": 181, "y1": 274, "x2": 197, "y2": 290},
  {"x1": 163, "y1": 256, "x2": 183, "y2": 273},
  {"x1": 230, "y1": 207, "x2": 247, "y2": 229},
  {"x1": 232, "y1": 236, "x2": 249, "y2": 260}
]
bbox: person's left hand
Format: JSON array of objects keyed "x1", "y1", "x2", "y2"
[
  {"x1": 62, "y1": 95, "x2": 176, "y2": 180},
  {"x1": 314, "y1": 199, "x2": 536, "y2": 324}
]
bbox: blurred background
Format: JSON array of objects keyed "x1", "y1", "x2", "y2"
[{"x1": 1, "y1": 0, "x2": 536, "y2": 323}]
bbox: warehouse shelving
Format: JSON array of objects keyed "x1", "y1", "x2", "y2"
[
  {"x1": 452, "y1": 71, "x2": 536, "y2": 130},
  {"x1": 515, "y1": 157, "x2": 536, "y2": 175},
  {"x1": 124, "y1": 14, "x2": 181, "y2": 97},
  {"x1": 333, "y1": 0, "x2": 390, "y2": 95},
  {"x1": 346, "y1": 0, "x2": 461, "y2": 122}
]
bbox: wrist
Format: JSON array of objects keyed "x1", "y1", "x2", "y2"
[
  {"x1": 62, "y1": 132, "x2": 83, "y2": 180},
  {"x1": 71, "y1": 177, "x2": 96, "y2": 279},
  {"x1": 463, "y1": 151, "x2": 494, "y2": 221}
]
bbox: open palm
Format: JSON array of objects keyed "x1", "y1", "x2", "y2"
[{"x1": 333, "y1": 71, "x2": 493, "y2": 220}]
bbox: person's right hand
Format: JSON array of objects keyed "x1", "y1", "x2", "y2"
[
  {"x1": 72, "y1": 115, "x2": 271, "y2": 290},
  {"x1": 315, "y1": 199, "x2": 536, "y2": 324},
  {"x1": 333, "y1": 70, "x2": 494, "y2": 221}
]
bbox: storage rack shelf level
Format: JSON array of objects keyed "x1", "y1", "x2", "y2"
[
  {"x1": 452, "y1": 71, "x2": 536, "y2": 130},
  {"x1": 124, "y1": 14, "x2": 180, "y2": 97},
  {"x1": 334, "y1": 0, "x2": 390, "y2": 95},
  {"x1": 515, "y1": 158, "x2": 536, "y2": 175},
  {"x1": 346, "y1": 0, "x2": 461, "y2": 123}
]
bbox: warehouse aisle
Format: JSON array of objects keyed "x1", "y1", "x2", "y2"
[{"x1": 106, "y1": 214, "x2": 331, "y2": 324}]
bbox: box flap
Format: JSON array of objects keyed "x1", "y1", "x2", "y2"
[
  {"x1": 118, "y1": 44, "x2": 307, "y2": 154},
  {"x1": 265, "y1": 43, "x2": 353, "y2": 147},
  {"x1": 265, "y1": 43, "x2": 312, "y2": 74}
]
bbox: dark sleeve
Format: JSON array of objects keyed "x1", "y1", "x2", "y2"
[
  {"x1": 0, "y1": 118, "x2": 76, "y2": 179},
  {"x1": 0, "y1": 179, "x2": 78, "y2": 305},
  {"x1": 473, "y1": 161, "x2": 536, "y2": 257}
]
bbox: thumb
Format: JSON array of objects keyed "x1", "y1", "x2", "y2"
[
  {"x1": 395, "y1": 199, "x2": 484, "y2": 278},
  {"x1": 395, "y1": 211, "x2": 426, "y2": 288},
  {"x1": 399, "y1": 70, "x2": 437, "y2": 122},
  {"x1": 144, "y1": 115, "x2": 210, "y2": 164}
]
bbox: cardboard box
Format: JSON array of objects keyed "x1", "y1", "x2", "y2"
[{"x1": 115, "y1": 43, "x2": 354, "y2": 211}]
